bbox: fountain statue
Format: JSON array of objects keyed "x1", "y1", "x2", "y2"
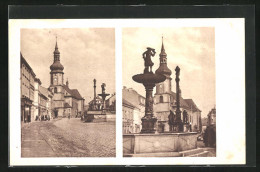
[{"x1": 132, "y1": 47, "x2": 166, "y2": 133}]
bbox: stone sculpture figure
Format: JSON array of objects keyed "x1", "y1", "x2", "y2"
[
  {"x1": 101, "y1": 83, "x2": 106, "y2": 94},
  {"x1": 143, "y1": 47, "x2": 156, "y2": 73},
  {"x1": 168, "y1": 110, "x2": 175, "y2": 132},
  {"x1": 183, "y1": 110, "x2": 188, "y2": 124}
]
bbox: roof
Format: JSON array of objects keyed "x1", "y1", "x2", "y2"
[
  {"x1": 20, "y1": 53, "x2": 36, "y2": 77},
  {"x1": 122, "y1": 98, "x2": 139, "y2": 110},
  {"x1": 64, "y1": 102, "x2": 72, "y2": 108},
  {"x1": 169, "y1": 91, "x2": 189, "y2": 109},
  {"x1": 207, "y1": 107, "x2": 216, "y2": 116},
  {"x1": 50, "y1": 61, "x2": 64, "y2": 71},
  {"x1": 71, "y1": 89, "x2": 84, "y2": 99},
  {"x1": 122, "y1": 87, "x2": 145, "y2": 108},
  {"x1": 155, "y1": 40, "x2": 172, "y2": 76},
  {"x1": 184, "y1": 99, "x2": 201, "y2": 112},
  {"x1": 39, "y1": 85, "x2": 49, "y2": 99},
  {"x1": 63, "y1": 84, "x2": 84, "y2": 100}
]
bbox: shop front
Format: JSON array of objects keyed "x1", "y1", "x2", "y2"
[{"x1": 21, "y1": 98, "x2": 33, "y2": 123}]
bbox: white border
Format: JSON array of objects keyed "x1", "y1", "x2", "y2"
[{"x1": 9, "y1": 19, "x2": 245, "y2": 166}]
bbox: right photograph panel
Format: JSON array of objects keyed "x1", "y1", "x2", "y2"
[{"x1": 122, "y1": 27, "x2": 216, "y2": 157}]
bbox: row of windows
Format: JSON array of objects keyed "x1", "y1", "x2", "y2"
[
  {"x1": 21, "y1": 64, "x2": 31, "y2": 74},
  {"x1": 22, "y1": 82, "x2": 30, "y2": 89},
  {"x1": 158, "y1": 95, "x2": 173, "y2": 103},
  {"x1": 21, "y1": 66, "x2": 35, "y2": 81},
  {"x1": 21, "y1": 73, "x2": 30, "y2": 81}
]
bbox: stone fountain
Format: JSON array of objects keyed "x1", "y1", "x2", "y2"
[
  {"x1": 123, "y1": 46, "x2": 198, "y2": 157},
  {"x1": 85, "y1": 80, "x2": 109, "y2": 122}
]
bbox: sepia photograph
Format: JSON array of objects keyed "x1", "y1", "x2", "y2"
[
  {"x1": 9, "y1": 17, "x2": 247, "y2": 166},
  {"x1": 122, "y1": 27, "x2": 216, "y2": 157},
  {"x1": 20, "y1": 28, "x2": 116, "y2": 157}
]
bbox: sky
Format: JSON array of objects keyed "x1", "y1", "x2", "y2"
[
  {"x1": 21, "y1": 28, "x2": 115, "y2": 104},
  {"x1": 122, "y1": 27, "x2": 215, "y2": 118}
]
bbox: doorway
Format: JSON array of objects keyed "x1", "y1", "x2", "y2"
[{"x1": 54, "y1": 110, "x2": 58, "y2": 118}]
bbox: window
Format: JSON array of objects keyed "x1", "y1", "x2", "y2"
[
  {"x1": 54, "y1": 87, "x2": 57, "y2": 93},
  {"x1": 160, "y1": 96, "x2": 163, "y2": 103}
]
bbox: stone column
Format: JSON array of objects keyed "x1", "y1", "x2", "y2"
[
  {"x1": 93, "y1": 79, "x2": 96, "y2": 110},
  {"x1": 141, "y1": 83, "x2": 157, "y2": 133},
  {"x1": 175, "y1": 66, "x2": 183, "y2": 132}
]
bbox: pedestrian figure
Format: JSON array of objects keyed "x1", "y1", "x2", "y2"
[{"x1": 143, "y1": 47, "x2": 156, "y2": 73}]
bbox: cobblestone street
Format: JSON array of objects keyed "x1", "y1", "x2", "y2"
[{"x1": 21, "y1": 118, "x2": 116, "y2": 157}]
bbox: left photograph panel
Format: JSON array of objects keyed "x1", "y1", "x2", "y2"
[{"x1": 20, "y1": 28, "x2": 116, "y2": 157}]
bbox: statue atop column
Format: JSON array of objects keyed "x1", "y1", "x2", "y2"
[{"x1": 143, "y1": 47, "x2": 156, "y2": 73}]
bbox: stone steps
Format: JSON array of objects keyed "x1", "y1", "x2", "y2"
[
  {"x1": 179, "y1": 148, "x2": 215, "y2": 157},
  {"x1": 179, "y1": 148, "x2": 204, "y2": 157},
  {"x1": 124, "y1": 148, "x2": 214, "y2": 157},
  {"x1": 124, "y1": 152, "x2": 182, "y2": 157}
]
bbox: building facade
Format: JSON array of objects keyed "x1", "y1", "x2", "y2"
[
  {"x1": 122, "y1": 99, "x2": 135, "y2": 134},
  {"x1": 122, "y1": 87, "x2": 145, "y2": 134},
  {"x1": 21, "y1": 53, "x2": 54, "y2": 122},
  {"x1": 105, "y1": 93, "x2": 116, "y2": 112},
  {"x1": 21, "y1": 53, "x2": 36, "y2": 123},
  {"x1": 153, "y1": 39, "x2": 202, "y2": 132},
  {"x1": 64, "y1": 80, "x2": 85, "y2": 117}
]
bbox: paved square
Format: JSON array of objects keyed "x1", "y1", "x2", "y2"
[{"x1": 21, "y1": 118, "x2": 116, "y2": 157}]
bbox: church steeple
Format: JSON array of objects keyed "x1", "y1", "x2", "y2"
[
  {"x1": 53, "y1": 36, "x2": 60, "y2": 62},
  {"x1": 160, "y1": 36, "x2": 167, "y2": 60},
  {"x1": 155, "y1": 37, "x2": 172, "y2": 76},
  {"x1": 50, "y1": 36, "x2": 64, "y2": 72}
]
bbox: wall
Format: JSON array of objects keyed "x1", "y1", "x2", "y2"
[{"x1": 71, "y1": 98, "x2": 78, "y2": 117}]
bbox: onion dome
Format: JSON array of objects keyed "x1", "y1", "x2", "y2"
[
  {"x1": 50, "y1": 61, "x2": 64, "y2": 71},
  {"x1": 155, "y1": 37, "x2": 172, "y2": 76}
]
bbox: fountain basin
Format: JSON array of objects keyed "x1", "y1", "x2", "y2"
[
  {"x1": 123, "y1": 132, "x2": 198, "y2": 155},
  {"x1": 132, "y1": 73, "x2": 166, "y2": 84}
]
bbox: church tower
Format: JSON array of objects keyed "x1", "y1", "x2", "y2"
[
  {"x1": 155, "y1": 37, "x2": 172, "y2": 96},
  {"x1": 154, "y1": 37, "x2": 174, "y2": 130},
  {"x1": 49, "y1": 37, "x2": 65, "y2": 117}
]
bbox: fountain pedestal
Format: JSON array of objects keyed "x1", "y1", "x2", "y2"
[{"x1": 133, "y1": 73, "x2": 166, "y2": 133}]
